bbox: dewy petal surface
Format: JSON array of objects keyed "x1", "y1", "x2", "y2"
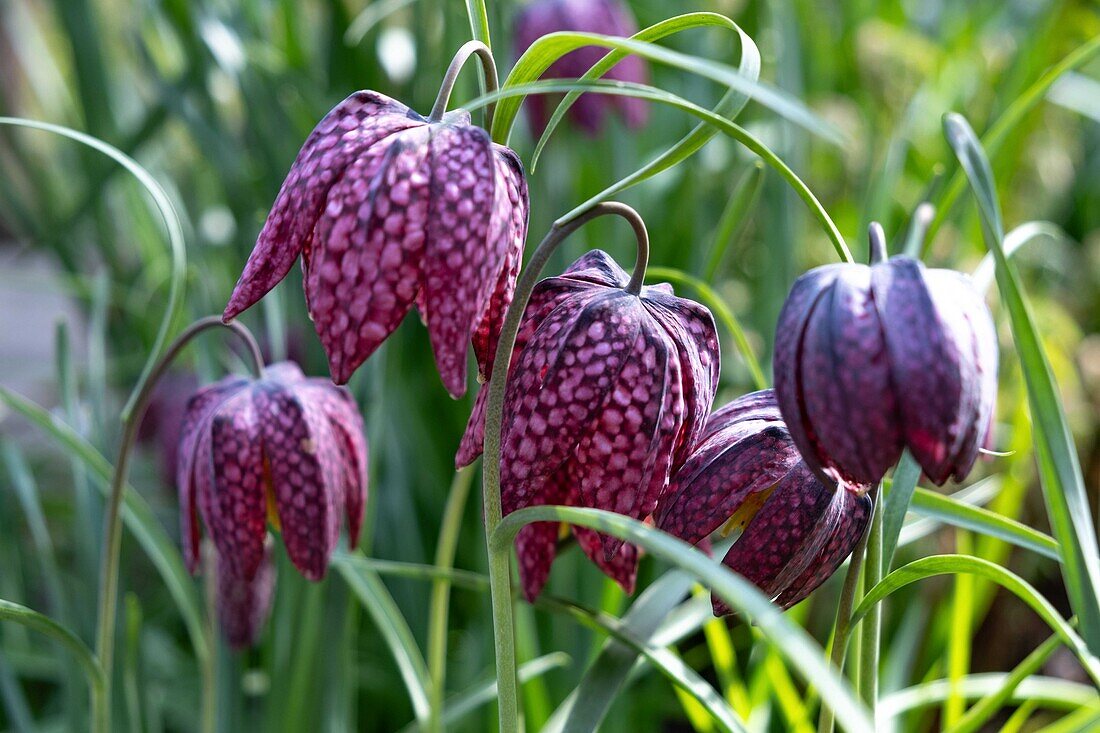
[
  {"x1": 224, "y1": 92, "x2": 417, "y2": 319},
  {"x1": 872, "y1": 257, "x2": 963, "y2": 485}
]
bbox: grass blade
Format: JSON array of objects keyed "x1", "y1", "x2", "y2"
[
  {"x1": 881, "y1": 452, "x2": 921, "y2": 570},
  {"x1": 944, "y1": 112, "x2": 1100, "y2": 655}
]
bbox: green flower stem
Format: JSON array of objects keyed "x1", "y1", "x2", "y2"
[
  {"x1": 94, "y1": 315, "x2": 263, "y2": 733},
  {"x1": 427, "y1": 464, "x2": 478, "y2": 733},
  {"x1": 480, "y1": 202, "x2": 650, "y2": 733},
  {"x1": 858, "y1": 484, "x2": 884, "y2": 709},
  {"x1": 428, "y1": 40, "x2": 499, "y2": 129}
]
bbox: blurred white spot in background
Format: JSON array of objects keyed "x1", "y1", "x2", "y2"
[
  {"x1": 200, "y1": 206, "x2": 237, "y2": 246},
  {"x1": 378, "y1": 27, "x2": 416, "y2": 85}
]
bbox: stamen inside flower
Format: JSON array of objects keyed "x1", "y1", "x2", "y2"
[
  {"x1": 262, "y1": 457, "x2": 281, "y2": 532},
  {"x1": 719, "y1": 484, "x2": 778, "y2": 538}
]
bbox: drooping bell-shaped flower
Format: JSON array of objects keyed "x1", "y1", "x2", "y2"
[
  {"x1": 656, "y1": 390, "x2": 872, "y2": 614},
  {"x1": 773, "y1": 244, "x2": 998, "y2": 487},
  {"x1": 176, "y1": 362, "x2": 369, "y2": 582},
  {"x1": 215, "y1": 536, "x2": 276, "y2": 649},
  {"x1": 223, "y1": 88, "x2": 529, "y2": 398},
  {"x1": 457, "y1": 250, "x2": 720, "y2": 600},
  {"x1": 514, "y1": 0, "x2": 648, "y2": 136}
]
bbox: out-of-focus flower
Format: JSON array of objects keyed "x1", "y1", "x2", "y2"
[
  {"x1": 513, "y1": 0, "x2": 648, "y2": 136},
  {"x1": 223, "y1": 91, "x2": 529, "y2": 397},
  {"x1": 656, "y1": 390, "x2": 872, "y2": 614},
  {"x1": 139, "y1": 371, "x2": 199, "y2": 485},
  {"x1": 774, "y1": 256, "x2": 997, "y2": 487},
  {"x1": 176, "y1": 362, "x2": 368, "y2": 582},
  {"x1": 458, "y1": 250, "x2": 720, "y2": 600},
  {"x1": 215, "y1": 535, "x2": 276, "y2": 649}
]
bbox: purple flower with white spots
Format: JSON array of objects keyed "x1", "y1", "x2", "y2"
[
  {"x1": 215, "y1": 536, "x2": 276, "y2": 649},
  {"x1": 774, "y1": 255, "x2": 998, "y2": 488},
  {"x1": 514, "y1": 0, "x2": 649, "y2": 136},
  {"x1": 457, "y1": 250, "x2": 720, "y2": 601},
  {"x1": 222, "y1": 90, "x2": 529, "y2": 397},
  {"x1": 656, "y1": 390, "x2": 872, "y2": 615},
  {"x1": 176, "y1": 362, "x2": 368, "y2": 582}
]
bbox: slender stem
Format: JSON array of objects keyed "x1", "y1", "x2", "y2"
[
  {"x1": 858, "y1": 483, "x2": 883, "y2": 710},
  {"x1": 902, "y1": 202, "x2": 935, "y2": 259},
  {"x1": 818, "y1": 487, "x2": 875, "y2": 733},
  {"x1": 427, "y1": 464, "x2": 477, "y2": 733},
  {"x1": 429, "y1": 40, "x2": 499, "y2": 128},
  {"x1": 867, "y1": 222, "x2": 887, "y2": 265},
  {"x1": 481, "y1": 202, "x2": 651, "y2": 733},
  {"x1": 93, "y1": 316, "x2": 263, "y2": 733}
]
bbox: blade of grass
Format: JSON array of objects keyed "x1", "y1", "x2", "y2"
[
  {"x1": 704, "y1": 162, "x2": 765, "y2": 283},
  {"x1": 879, "y1": 674, "x2": 1097, "y2": 721},
  {"x1": 881, "y1": 452, "x2": 921, "y2": 570},
  {"x1": 971, "y1": 221, "x2": 1068, "y2": 294},
  {"x1": 945, "y1": 112, "x2": 1100, "y2": 655}
]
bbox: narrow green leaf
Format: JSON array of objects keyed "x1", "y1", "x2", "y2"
[
  {"x1": 909, "y1": 487, "x2": 1060, "y2": 561},
  {"x1": 0, "y1": 599, "x2": 103, "y2": 706},
  {"x1": 493, "y1": 31, "x2": 842, "y2": 146},
  {"x1": 334, "y1": 556, "x2": 432, "y2": 726},
  {"x1": 879, "y1": 674, "x2": 1097, "y2": 721},
  {"x1": 344, "y1": 0, "x2": 418, "y2": 45},
  {"x1": 704, "y1": 162, "x2": 765, "y2": 283},
  {"x1": 945, "y1": 112, "x2": 1100, "y2": 655},
  {"x1": 463, "y1": 0, "x2": 491, "y2": 50},
  {"x1": 853, "y1": 554, "x2": 1100, "y2": 685},
  {"x1": 529, "y1": 13, "x2": 759, "y2": 172},
  {"x1": 493, "y1": 506, "x2": 874, "y2": 733},
  {"x1": 645, "y1": 267, "x2": 767, "y2": 390},
  {"x1": 971, "y1": 221, "x2": 1068, "y2": 294},
  {"x1": 881, "y1": 451, "x2": 921, "y2": 570}
]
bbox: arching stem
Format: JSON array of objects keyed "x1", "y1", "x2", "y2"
[
  {"x1": 429, "y1": 40, "x2": 499, "y2": 128},
  {"x1": 480, "y1": 202, "x2": 650, "y2": 733},
  {"x1": 868, "y1": 221, "x2": 888, "y2": 265},
  {"x1": 93, "y1": 316, "x2": 263, "y2": 733}
]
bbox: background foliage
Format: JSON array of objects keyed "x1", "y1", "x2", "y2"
[{"x1": 1, "y1": 0, "x2": 1099, "y2": 730}]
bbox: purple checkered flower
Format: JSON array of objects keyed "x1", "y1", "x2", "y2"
[
  {"x1": 514, "y1": 0, "x2": 649, "y2": 136},
  {"x1": 215, "y1": 536, "x2": 276, "y2": 649},
  {"x1": 457, "y1": 250, "x2": 720, "y2": 601},
  {"x1": 176, "y1": 362, "x2": 368, "y2": 582},
  {"x1": 223, "y1": 91, "x2": 529, "y2": 397},
  {"x1": 774, "y1": 256, "x2": 998, "y2": 488},
  {"x1": 656, "y1": 390, "x2": 872, "y2": 615}
]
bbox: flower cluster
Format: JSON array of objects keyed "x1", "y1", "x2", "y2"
[{"x1": 177, "y1": 362, "x2": 368, "y2": 645}]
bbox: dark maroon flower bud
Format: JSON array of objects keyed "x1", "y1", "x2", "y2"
[
  {"x1": 513, "y1": 0, "x2": 648, "y2": 137},
  {"x1": 457, "y1": 250, "x2": 720, "y2": 601},
  {"x1": 656, "y1": 389, "x2": 872, "y2": 614},
  {"x1": 215, "y1": 536, "x2": 276, "y2": 649},
  {"x1": 773, "y1": 253, "x2": 998, "y2": 487},
  {"x1": 223, "y1": 90, "x2": 529, "y2": 398},
  {"x1": 176, "y1": 362, "x2": 368, "y2": 582}
]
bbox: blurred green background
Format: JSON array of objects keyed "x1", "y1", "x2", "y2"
[{"x1": 1, "y1": 0, "x2": 1099, "y2": 730}]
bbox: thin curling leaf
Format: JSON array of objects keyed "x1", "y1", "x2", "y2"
[
  {"x1": 945, "y1": 111, "x2": 1100, "y2": 654},
  {"x1": 224, "y1": 89, "x2": 529, "y2": 396}
]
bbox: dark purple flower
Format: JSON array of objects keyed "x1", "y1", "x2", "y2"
[
  {"x1": 139, "y1": 371, "x2": 199, "y2": 485},
  {"x1": 656, "y1": 390, "x2": 872, "y2": 614},
  {"x1": 514, "y1": 0, "x2": 648, "y2": 137},
  {"x1": 176, "y1": 362, "x2": 368, "y2": 582},
  {"x1": 774, "y1": 256, "x2": 998, "y2": 487},
  {"x1": 215, "y1": 536, "x2": 276, "y2": 649},
  {"x1": 223, "y1": 91, "x2": 529, "y2": 397},
  {"x1": 457, "y1": 250, "x2": 720, "y2": 601}
]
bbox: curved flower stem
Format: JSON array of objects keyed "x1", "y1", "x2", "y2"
[
  {"x1": 481, "y1": 202, "x2": 651, "y2": 733},
  {"x1": 94, "y1": 315, "x2": 263, "y2": 733},
  {"x1": 429, "y1": 40, "x2": 500, "y2": 129},
  {"x1": 427, "y1": 463, "x2": 478, "y2": 733}
]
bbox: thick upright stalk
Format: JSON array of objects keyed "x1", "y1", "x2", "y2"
[
  {"x1": 481, "y1": 202, "x2": 649, "y2": 733},
  {"x1": 427, "y1": 464, "x2": 477, "y2": 733},
  {"x1": 93, "y1": 316, "x2": 263, "y2": 733},
  {"x1": 429, "y1": 40, "x2": 500, "y2": 128},
  {"x1": 858, "y1": 484, "x2": 883, "y2": 708}
]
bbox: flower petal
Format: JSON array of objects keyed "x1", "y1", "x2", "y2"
[
  {"x1": 422, "y1": 125, "x2": 503, "y2": 398},
  {"x1": 513, "y1": 466, "x2": 572, "y2": 602},
  {"x1": 560, "y1": 249, "x2": 630, "y2": 288},
  {"x1": 216, "y1": 536, "x2": 276, "y2": 649},
  {"x1": 177, "y1": 377, "x2": 249, "y2": 573},
  {"x1": 773, "y1": 488, "x2": 872, "y2": 610},
  {"x1": 872, "y1": 257, "x2": 963, "y2": 485},
  {"x1": 472, "y1": 147, "x2": 530, "y2": 382},
  {"x1": 224, "y1": 92, "x2": 417, "y2": 320},
  {"x1": 203, "y1": 391, "x2": 268, "y2": 581},
  {"x1": 701, "y1": 389, "x2": 784, "y2": 442},
  {"x1": 500, "y1": 291, "x2": 643, "y2": 515},
  {"x1": 655, "y1": 424, "x2": 801, "y2": 546},
  {"x1": 712, "y1": 464, "x2": 835, "y2": 615},
  {"x1": 573, "y1": 525, "x2": 638, "y2": 595},
  {"x1": 308, "y1": 129, "x2": 433, "y2": 384},
  {"x1": 253, "y1": 381, "x2": 341, "y2": 580},
  {"x1": 773, "y1": 265, "x2": 846, "y2": 483},
  {"x1": 800, "y1": 267, "x2": 901, "y2": 486}
]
